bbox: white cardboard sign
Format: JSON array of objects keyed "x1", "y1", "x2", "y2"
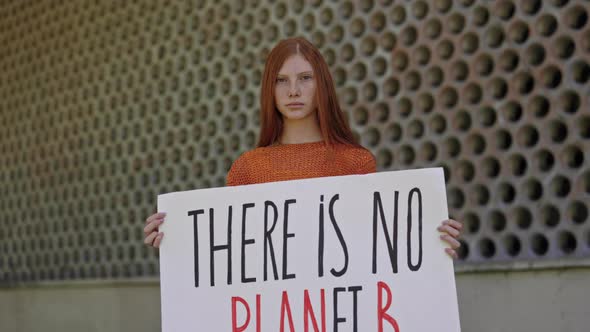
[{"x1": 157, "y1": 168, "x2": 461, "y2": 331}]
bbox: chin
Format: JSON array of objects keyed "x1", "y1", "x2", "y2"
[
  {"x1": 279, "y1": 107, "x2": 316, "y2": 121},
  {"x1": 282, "y1": 112, "x2": 314, "y2": 121}
]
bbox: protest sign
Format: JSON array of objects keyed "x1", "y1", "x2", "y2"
[{"x1": 157, "y1": 168, "x2": 461, "y2": 331}]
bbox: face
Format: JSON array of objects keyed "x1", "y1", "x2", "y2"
[{"x1": 274, "y1": 54, "x2": 318, "y2": 121}]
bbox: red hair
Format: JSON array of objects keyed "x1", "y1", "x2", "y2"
[{"x1": 257, "y1": 37, "x2": 360, "y2": 147}]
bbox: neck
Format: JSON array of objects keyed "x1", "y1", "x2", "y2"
[{"x1": 279, "y1": 114, "x2": 323, "y2": 144}]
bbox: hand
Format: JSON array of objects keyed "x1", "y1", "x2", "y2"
[
  {"x1": 144, "y1": 212, "x2": 166, "y2": 248},
  {"x1": 437, "y1": 219, "x2": 463, "y2": 259}
]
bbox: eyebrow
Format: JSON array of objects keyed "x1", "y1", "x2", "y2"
[{"x1": 277, "y1": 71, "x2": 314, "y2": 77}]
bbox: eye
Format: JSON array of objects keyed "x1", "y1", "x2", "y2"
[
  {"x1": 300, "y1": 75, "x2": 313, "y2": 80},
  {"x1": 276, "y1": 77, "x2": 288, "y2": 83}
]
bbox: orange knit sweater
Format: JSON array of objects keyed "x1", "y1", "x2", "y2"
[{"x1": 226, "y1": 141, "x2": 376, "y2": 186}]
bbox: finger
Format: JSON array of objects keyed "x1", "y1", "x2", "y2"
[
  {"x1": 144, "y1": 231, "x2": 158, "y2": 246},
  {"x1": 440, "y1": 234, "x2": 461, "y2": 249},
  {"x1": 445, "y1": 248, "x2": 458, "y2": 259},
  {"x1": 145, "y1": 212, "x2": 166, "y2": 224},
  {"x1": 153, "y1": 233, "x2": 164, "y2": 248},
  {"x1": 143, "y1": 219, "x2": 163, "y2": 235},
  {"x1": 444, "y1": 219, "x2": 463, "y2": 231},
  {"x1": 437, "y1": 224, "x2": 460, "y2": 237}
]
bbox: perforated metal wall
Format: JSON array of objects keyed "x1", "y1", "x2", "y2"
[{"x1": 0, "y1": 0, "x2": 589, "y2": 284}]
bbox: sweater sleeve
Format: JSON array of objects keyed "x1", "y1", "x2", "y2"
[
  {"x1": 226, "y1": 153, "x2": 250, "y2": 186},
  {"x1": 357, "y1": 149, "x2": 377, "y2": 174}
]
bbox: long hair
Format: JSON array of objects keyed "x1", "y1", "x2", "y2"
[{"x1": 257, "y1": 37, "x2": 360, "y2": 147}]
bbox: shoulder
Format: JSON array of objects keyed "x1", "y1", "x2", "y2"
[
  {"x1": 336, "y1": 144, "x2": 376, "y2": 174},
  {"x1": 226, "y1": 150, "x2": 253, "y2": 186},
  {"x1": 226, "y1": 148, "x2": 268, "y2": 186}
]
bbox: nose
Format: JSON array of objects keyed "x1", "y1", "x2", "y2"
[{"x1": 288, "y1": 81, "x2": 301, "y2": 97}]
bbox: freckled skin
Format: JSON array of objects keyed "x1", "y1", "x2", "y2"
[{"x1": 274, "y1": 54, "x2": 318, "y2": 122}]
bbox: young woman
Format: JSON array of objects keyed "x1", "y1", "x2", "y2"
[{"x1": 144, "y1": 37, "x2": 463, "y2": 258}]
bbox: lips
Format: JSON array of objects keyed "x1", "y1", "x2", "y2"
[{"x1": 286, "y1": 102, "x2": 304, "y2": 107}]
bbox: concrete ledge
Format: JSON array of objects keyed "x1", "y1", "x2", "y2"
[
  {"x1": 456, "y1": 267, "x2": 590, "y2": 332},
  {"x1": 0, "y1": 283, "x2": 161, "y2": 332},
  {"x1": 1, "y1": 268, "x2": 588, "y2": 332}
]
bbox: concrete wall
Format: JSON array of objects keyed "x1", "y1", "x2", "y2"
[
  {"x1": 1, "y1": 268, "x2": 588, "y2": 332},
  {"x1": 456, "y1": 268, "x2": 590, "y2": 332},
  {"x1": 0, "y1": 282, "x2": 161, "y2": 332}
]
